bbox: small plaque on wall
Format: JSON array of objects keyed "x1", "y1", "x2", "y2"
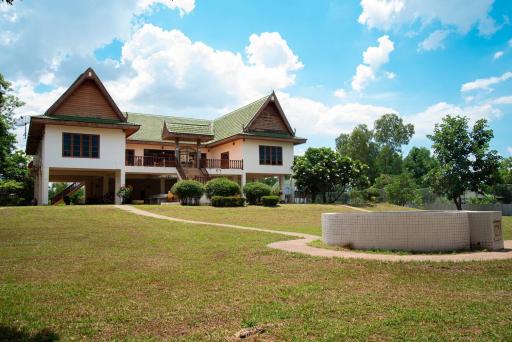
[{"x1": 493, "y1": 220, "x2": 502, "y2": 242}]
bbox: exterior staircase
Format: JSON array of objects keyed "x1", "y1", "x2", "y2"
[
  {"x1": 51, "y1": 182, "x2": 83, "y2": 205},
  {"x1": 176, "y1": 163, "x2": 211, "y2": 184}
]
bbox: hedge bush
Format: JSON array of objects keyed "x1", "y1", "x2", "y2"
[
  {"x1": 172, "y1": 180, "x2": 204, "y2": 205},
  {"x1": 211, "y1": 195, "x2": 245, "y2": 207},
  {"x1": 204, "y1": 177, "x2": 241, "y2": 199},
  {"x1": 261, "y1": 195, "x2": 279, "y2": 207},
  {"x1": 243, "y1": 182, "x2": 272, "y2": 205}
]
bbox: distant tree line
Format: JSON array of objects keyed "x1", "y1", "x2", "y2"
[
  {"x1": 0, "y1": 72, "x2": 33, "y2": 205},
  {"x1": 293, "y1": 113, "x2": 508, "y2": 210}
]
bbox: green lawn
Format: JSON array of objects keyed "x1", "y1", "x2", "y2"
[
  {"x1": 1, "y1": 206, "x2": 512, "y2": 340},
  {"x1": 504, "y1": 216, "x2": 512, "y2": 240},
  {"x1": 139, "y1": 202, "x2": 413, "y2": 235}
]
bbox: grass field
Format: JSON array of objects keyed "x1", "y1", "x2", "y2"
[
  {"x1": 140, "y1": 202, "x2": 413, "y2": 236},
  {"x1": 1, "y1": 205, "x2": 512, "y2": 341}
]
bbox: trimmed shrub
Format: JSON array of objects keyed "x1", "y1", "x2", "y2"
[
  {"x1": 172, "y1": 180, "x2": 204, "y2": 205},
  {"x1": 204, "y1": 177, "x2": 241, "y2": 199},
  {"x1": 243, "y1": 182, "x2": 272, "y2": 205},
  {"x1": 211, "y1": 196, "x2": 245, "y2": 207},
  {"x1": 348, "y1": 189, "x2": 367, "y2": 207},
  {"x1": 261, "y1": 195, "x2": 279, "y2": 207}
]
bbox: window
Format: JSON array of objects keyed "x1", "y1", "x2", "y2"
[
  {"x1": 259, "y1": 145, "x2": 283, "y2": 165},
  {"x1": 62, "y1": 133, "x2": 100, "y2": 158}
]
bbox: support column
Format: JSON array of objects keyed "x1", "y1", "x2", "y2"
[
  {"x1": 196, "y1": 139, "x2": 201, "y2": 168},
  {"x1": 279, "y1": 175, "x2": 286, "y2": 202},
  {"x1": 160, "y1": 178, "x2": 166, "y2": 194},
  {"x1": 241, "y1": 173, "x2": 247, "y2": 189},
  {"x1": 175, "y1": 138, "x2": 180, "y2": 166},
  {"x1": 33, "y1": 171, "x2": 40, "y2": 205},
  {"x1": 114, "y1": 169, "x2": 125, "y2": 205},
  {"x1": 103, "y1": 176, "x2": 110, "y2": 196},
  {"x1": 39, "y1": 167, "x2": 49, "y2": 205}
]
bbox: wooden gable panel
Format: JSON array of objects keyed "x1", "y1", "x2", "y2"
[
  {"x1": 52, "y1": 79, "x2": 120, "y2": 120},
  {"x1": 247, "y1": 102, "x2": 290, "y2": 134}
]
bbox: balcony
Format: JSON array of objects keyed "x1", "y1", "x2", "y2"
[{"x1": 126, "y1": 156, "x2": 243, "y2": 169}]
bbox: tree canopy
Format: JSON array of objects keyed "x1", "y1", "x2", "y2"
[
  {"x1": 292, "y1": 147, "x2": 368, "y2": 203},
  {"x1": 427, "y1": 115, "x2": 501, "y2": 210},
  {"x1": 403, "y1": 147, "x2": 437, "y2": 187},
  {"x1": 373, "y1": 113, "x2": 414, "y2": 153},
  {"x1": 336, "y1": 124, "x2": 379, "y2": 181},
  {"x1": 0, "y1": 72, "x2": 32, "y2": 205}
]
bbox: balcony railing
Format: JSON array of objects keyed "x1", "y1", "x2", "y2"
[
  {"x1": 126, "y1": 156, "x2": 177, "y2": 167},
  {"x1": 200, "y1": 158, "x2": 243, "y2": 170},
  {"x1": 126, "y1": 156, "x2": 243, "y2": 169}
]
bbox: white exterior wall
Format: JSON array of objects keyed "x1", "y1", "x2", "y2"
[
  {"x1": 241, "y1": 139, "x2": 294, "y2": 175},
  {"x1": 42, "y1": 125, "x2": 126, "y2": 170},
  {"x1": 207, "y1": 139, "x2": 244, "y2": 160}
]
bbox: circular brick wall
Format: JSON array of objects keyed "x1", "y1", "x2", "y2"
[{"x1": 322, "y1": 211, "x2": 471, "y2": 252}]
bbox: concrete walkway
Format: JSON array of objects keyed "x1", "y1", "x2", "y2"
[{"x1": 116, "y1": 205, "x2": 512, "y2": 263}]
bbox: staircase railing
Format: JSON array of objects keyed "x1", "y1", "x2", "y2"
[
  {"x1": 176, "y1": 162, "x2": 187, "y2": 180},
  {"x1": 51, "y1": 182, "x2": 83, "y2": 205}
]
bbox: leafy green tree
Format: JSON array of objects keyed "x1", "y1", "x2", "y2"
[
  {"x1": 403, "y1": 147, "x2": 437, "y2": 187},
  {"x1": 499, "y1": 157, "x2": 512, "y2": 184},
  {"x1": 336, "y1": 124, "x2": 379, "y2": 182},
  {"x1": 292, "y1": 147, "x2": 368, "y2": 203},
  {"x1": 374, "y1": 113, "x2": 414, "y2": 153},
  {"x1": 384, "y1": 173, "x2": 420, "y2": 206},
  {"x1": 0, "y1": 73, "x2": 24, "y2": 178},
  {"x1": 427, "y1": 115, "x2": 501, "y2": 210},
  {"x1": 375, "y1": 145, "x2": 402, "y2": 175}
]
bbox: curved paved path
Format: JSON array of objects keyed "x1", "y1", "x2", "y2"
[{"x1": 116, "y1": 205, "x2": 512, "y2": 263}]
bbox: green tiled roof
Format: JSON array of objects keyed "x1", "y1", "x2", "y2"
[
  {"x1": 165, "y1": 117, "x2": 213, "y2": 136},
  {"x1": 34, "y1": 114, "x2": 135, "y2": 126},
  {"x1": 127, "y1": 113, "x2": 213, "y2": 142},
  {"x1": 126, "y1": 112, "x2": 173, "y2": 142},
  {"x1": 210, "y1": 95, "x2": 270, "y2": 143},
  {"x1": 125, "y1": 93, "x2": 303, "y2": 144}
]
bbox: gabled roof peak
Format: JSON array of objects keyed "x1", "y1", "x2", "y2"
[{"x1": 45, "y1": 67, "x2": 126, "y2": 122}]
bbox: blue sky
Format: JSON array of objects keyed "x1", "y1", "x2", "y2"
[{"x1": 1, "y1": 0, "x2": 511, "y2": 156}]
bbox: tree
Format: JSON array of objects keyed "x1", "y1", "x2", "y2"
[
  {"x1": 384, "y1": 173, "x2": 420, "y2": 206},
  {"x1": 403, "y1": 147, "x2": 437, "y2": 187},
  {"x1": 374, "y1": 113, "x2": 414, "y2": 153},
  {"x1": 336, "y1": 124, "x2": 379, "y2": 182},
  {"x1": 292, "y1": 147, "x2": 368, "y2": 203},
  {"x1": 427, "y1": 115, "x2": 501, "y2": 210},
  {"x1": 375, "y1": 145, "x2": 402, "y2": 175},
  {"x1": 1, "y1": 0, "x2": 15, "y2": 4},
  {"x1": 1, "y1": 72, "x2": 25, "y2": 178},
  {"x1": 499, "y1": 157, "x2": 512, "y2": 184}
]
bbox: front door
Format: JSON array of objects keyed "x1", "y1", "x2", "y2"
[{"x1": 221, "y1": 152, "x2": 229, "y2": 169}]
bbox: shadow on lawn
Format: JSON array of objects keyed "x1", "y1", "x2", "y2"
[{"x1": 0, "y1": 325, "x2": 59, "y2": 342}]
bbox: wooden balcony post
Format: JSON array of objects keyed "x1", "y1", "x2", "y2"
[{"x1": 196, "y1": 139, "x2": 201, "y2": 168}]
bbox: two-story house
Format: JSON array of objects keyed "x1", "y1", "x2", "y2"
[{"x1": 26, "y1": 68, "x2": 306, "y2": 205}]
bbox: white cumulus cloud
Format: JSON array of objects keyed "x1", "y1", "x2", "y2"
[
  {"x1": 351, "y1": 35, "x2": 394, "y2": 91},
  {"x1": 103, "y1": 25, "x2": 303, "y2": 115},
  {"x1": 489, "y1": 96, "x2": 512, "y2": 105},
  {"x1": 507, "y1": 146, "x2": 512, "y2": 155},
  {"x1": 358, "y1": 0, "x2": 497, "y2": 35},
  {"x1": 0, "y1": 0, "x2": 195, "y2": 82},
  {"x1": 493, "y1": 51, "x2": 504, "y2": 60},
  {"x1": 461, "y1": 71, "x2": 512, "y2": 92},
  {"x1": 276, "y1": 91, "x2": 397, "y2": 136},
  {"x1": 407, "y1": 101, "x2": 502, "y2": 136},
  {"x1": 418, "y1": 29, "x2": 450, "y2": 51}
]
